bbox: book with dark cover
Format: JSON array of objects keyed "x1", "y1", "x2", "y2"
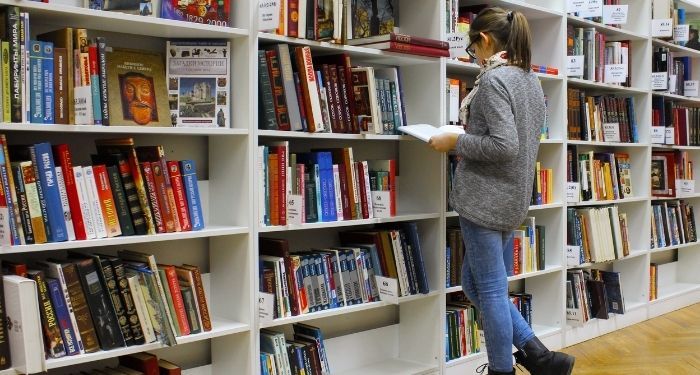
[
  {"x1": 91, "y1": 152, "x2": 145, "y2": 235},
  {"x1": 0, "y1": 7, "x2": 21, "y2": 123},
  {"x1": 293, "y1": 323, "x2": 329, "y2": 373},
  {"x1": 265, "y1": 49, "x2": 291, "y2": 131},
  {"x1": 158, "y1": 358, "x2": 181, "y2": 375},
  {"x1": 53, "y1": 47, "x2": 69, "y2": 124},
  {"x1": 586, "y1": 279, "x2": 609, "y2": 320},
  {"x1": 180, "y1": 285, "x2": 201, "y2": 334},
  {"x1": 399, "y1": 222, "x2": 429, "y2": 294},
  {"x1": 258, "y1": 50, "x2": 278, "y2": 130},
  {"x1": 26, "y1": 269, "x2": 66, "y2": 358},
  {"x1": 89, "y1": 254, "x2": 135, "y2": 346},
  {"x1": 0, "y1": 268, "x2": 10, "y2": 369},
  {"x1": 601, "y1": 271, "x2": 625, "y2": 315},
  {"x1": 72, "y1": 257, "x2": 125, "y2": 349},
  {"x1": 119, "y1": 352, "x2": 159, "y2": 375},
  {"x1": 271, "y1": 44, "x2": 303, "y2": 131},
  {"x1": 98, "y1": 255, "x2": 145, "y2": 345},
  {"x1": 180, "y1": 264, "x2": 211, "y2": 332},
  {"x1": 536, "y1": 225, "x2": 546, "y2": 271},
  {"x1": 11, "y1": 164, "x2": 33, "y2": 244},
  {"x1": 45, "y1": 277, "x2": 79, "y2": 356},
  {"x1": 106, "y1": 165, "x2": 135, "y2": 236},
  {"x1": 59, "y1": 261, "x2": 100, "y2": 353}
]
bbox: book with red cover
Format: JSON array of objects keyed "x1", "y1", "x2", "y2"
[
  {"x1": 92, "y1": 164, "x2": 122, "y2": 238},
  {"x1": 3, "y1": 260, "x2": 26, "y2": 277},
  {"x1": 287, "y1": 0, "x2": 299, "y2": 38},
  {"x1": 347, "y1": 32, "x2": 450, "y2": 49},
  {"x1": 136, "y1": 146, "x2": 179, "y2": 232},
  {"x1": 356, "y1": 162, "x2": 369, "y2": 219},
  {"x1": 166, "y1": 161, "x2": 191, "y2": 232},
  {"x1": 180, "y1": 264, "x2": 211, "y2": 331},
  {"x1": 159, "y1": 265, "x2": 190, "y2": 336},
  {"x1": 270, "y1": 145, "x2": 287, "y2": 226},
  {"x1": 119, "y1": 352, "x2": 159, "y2": 375},
  {"x1": 360, "y1": 41, "x2": 450, "y2": 58},
  {"x1": 140, "y1": 162, "x2": 165, "y2": 233},
  {"x1": 53, "y1": 144, "x2": 86, "y2": 240},
  {"x1": 313, "y1": 54, "x2": 358, "y2": 133},
  {"x1": 151, "y1": 161, "x2": 176, "y2": 233},
  {"x1": 158, "y1": 358, "x2": 181, "y2": 375}
]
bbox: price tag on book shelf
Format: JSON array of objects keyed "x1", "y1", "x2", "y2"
[
  {"x1": 604, "y1": 64, "x2": 627, "y2": 83},
  {"x1": 566, "y1": 182, "x2": 580, "y2": 203},
  {"x1": 567, "y1": 0, "x2": 586, "y2": 14},
  {"x1": 685, "y1": 80, "x2": 700, "y2": 97},
  {"x1": 652, "y1": 19, "x2": 673, "y2": 37},
  {"x1": 258, "y1": 292, "x2": 275, "y2": 323},
  {"x1": 666, "y1": 127, "x2": 676, "y2": 144},
  {"x1": 674, "y1": 24, "x2": 690, "y2": 42},
  {"x1": 375, "y1": 276, "x2": 399, "y2": 304},
  {"x1": 603, "y1": 5, "x2": 628, "y2": 25},
  {"x1": 580, "y1": 0, "x2": 603, "y2": 18},
  {"x1": 670, "y1": 74, "x2": 679, "y2": 94},
  {"x1": 677, "y1": 179, "x2": 695, "y2": 197},
  {"x1": 566, "y1": 245, "x2": 582, "y2": 267},
  {"x1": 287, "y1": 194, "x2": 304, "y2": 225},
  {"x1": 651, "y1": 72, "x2": 668, "y2": 90},
  {"x1": 566, "y1": 55, "x2": 584, "y2": 76},
  {"x1": 603, "y1": 123, "x2": 621, "y2": 143},
  {"x1": 258, "y1": 0, "x2": 280, "y2": 30},
  {"x1": 651, "y1": 126, "x2": 666, "y2": 144},
  {"x1": 446, "y1": 32, "x2": 468, "y2": 59},
  {"x1": 371, "y1": 191, "x2": 391, "y2": 218}
]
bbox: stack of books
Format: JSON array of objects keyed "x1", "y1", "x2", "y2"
[{"x1": 347, "y1": 32, "x2": 449, "y2": 58}]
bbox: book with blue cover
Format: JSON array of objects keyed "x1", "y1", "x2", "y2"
[
  {"x1": 32, "y1": 142, "x2": 68, "y2": 242},
  {"x1": 46, "y1": 277, "x2": 79, "y2": 356},
  {"x1": 179, "y1": 160, "x2": 204, "y2": 230},
  {"x1": 29, "y1": 40, "x2": 43, "y2": 124},
  {"x1": 42, "y1": 41, "x2": 54, "y2": 124}
]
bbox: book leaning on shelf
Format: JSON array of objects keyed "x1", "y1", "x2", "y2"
[
  {"x1": 566, "y1": 268, "x2": 625, "y2": 327},
  {"x1": 260, "y1": 323, "x2": 329, "y2": 375},
  {"x1": 651, "y1": 200, "x2": 697, "y2": 249},
  {"x1": 652, "y1": 99, "x2": 700, "y2": 146},
  {"x1": 1, "y1": 251, "x2": 212, "y2": 364},
  {"x1": 258, "y1": 44, "x2": 407, "y2": 135},
  {"x1": 0, "y1": 135, "x2": 204, "y2": 246}
]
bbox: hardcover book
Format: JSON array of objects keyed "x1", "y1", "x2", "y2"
[
  {"x1": 106, "y1": 48, "x2": 170, "y2": 127},
  {"x1": 160, "y1": 0, "x2": 230, "y2": 26},
  {"x1": 351, "y1": 0, "x2": 397, "y2": 39},
  {"x1": 166, "y1": 40, "x2": 230, "y2": 127}
]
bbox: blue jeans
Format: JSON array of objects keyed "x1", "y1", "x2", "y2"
[{"x1": 459, "y1": 216, "x2": 535, "y2": 371}]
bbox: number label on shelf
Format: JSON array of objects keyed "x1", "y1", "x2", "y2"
[
  {"x1": 258, "y1": 0, "x2": 281, "y2": 30},
  {"x1": 674, "y1": 25, "x2": 690, "y2": 42},
  {"x1": 375, "y1": 276, "x2": 399, "y2": 304},
  {"x1": 287, "y1": 194, "x2": 304, "y2": 225},
  {"x1": 566, "y1": 182, "x2": 580, "y2": 203},
  {"x1": 676, "y1": 179, "x2": 695, "y2": 197},
  {"x1": 446, "y1": 32, "x2": 468, "y2": 59},
  {"x1": 581, "y1": 0, "x2": 603, "y2": 18},
  {"x1": 665, "y1": 127, "x2": 675, "y2": 144},
  {"x1": 685, "y1": 80, "x2": 699, "y2": 97},
  {"x1": 566, "y1": 245, "x2": 582, "y2": 267},
  {"x1": 652, "y1": 19, "x2": 673, "y2": 37},
  {"x1": 603, "y1": 5, "x2": 628, "y2": 25},
  {"x1": 258, "y1": 292, "x2": 275, "y2": 323},
  {"x1": 566, "y1": 56, "x2": 584, "y2": 76},
  {"x1": 651, "y1": 126, "x2": 666, "y2": 144},
  {"x1": 603, "y1": 123, "x2": 621, "y2": 142},
  {"x1": 604, "y1": 64, "x2": 627, "y2": 83},
  {"x1": 651, "y1": 72, "x2": 668, "y2": 90}
]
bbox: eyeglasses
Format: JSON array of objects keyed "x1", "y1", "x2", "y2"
[{"x1": 466, "y1": 36, "x2": 479, "y2": 60}]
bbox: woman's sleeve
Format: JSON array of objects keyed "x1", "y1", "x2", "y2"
[{"x1": 455, "y1": 76, "x2": 519, "y2": 162}]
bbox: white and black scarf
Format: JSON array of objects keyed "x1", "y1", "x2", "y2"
[{"x1": 459, "y1": 51, "x2": 509, "y2": 125}]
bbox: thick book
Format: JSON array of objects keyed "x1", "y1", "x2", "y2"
[
  {"x1": 166, "y1": 40, "x2": 230, "y2": 128},
  {"x1": 398, "y1": 124, "x2": 465, "y2": 142},
  {"x1": 98, "y1": 163, "x2": 135, "y2": 236},
  {"x1": 347, "y1": 32, "x2": 449, "y2": 49},
  {"x1": 83, "y1": 166, "x2": 108, "y2": 239},
  {"x1": 88, "y1": 44, "x2": 102, "y2": 124},
  {"x1": 158, "y1": 358, "x2": 182, "y2": 375},
  {"x1": 3, "y1": 275, "x2": 45, "y2": 374},
  {"x1": 137, "y1": 146, "x2": 178, "y2": 232},
  {"x1": 11, "y1": 164, "x2": 33, "y2": 244},
  {"x1": 119, "y1": 352, "x2": 159, "y2": 375},
  {"x1": 26, "y1": 269, "x2": 66, "y2": 358},
  {"x1": 29, "y1": 40, "x2": 44, "y2": 124},
  {"x1": 159, "y1": 264, "x2": 190, "y2": 336},
  {"x1": 173, "y1": 267, "x2": 201, "y2": 334},
  {"x1": 294, "y1": 46, "x2": 325, "y2": 132},
  {"x1": 53, "y1": 144, "x2": 87, "y2": 240},
  {"x1": 54, "y1": 167, "x2": 76, "y2": 241},
  {"x1": 59, "y1": 261, "x2": 100, "y2": 353},
  {"x1": 0, "y1": 135, "x2": 22, "y2": 245},
  {"x1": 180, "y1": 264, "x2": 211, "y2": 331},
  {"x1": 140, "y1": 162, "x2": 165, "y2": 233},
  {"x1": 72, "y1": 166, "x2": 98, "y2": 239},
  {"x1": 265, "y1": 49, "x2": 291, "y2": 131},
  {"x1": 166, "y1": 161, "x2": 191, "y2": 231},
  {"x1": 1, "y1": 8, "x2": 21, "y2": 123},
  {"x1": 45, "y1": 277, "x2": 80, "y2": 356},
  {"x1": 89, "y1": 254, "x2": 135, "y2": 346},
  {"x1": 31, "y1": 142, "x2": 68, "y2": 242},
  {"x1": 92, "y1": 164, "x2": 122, "y2": 237},
  {"x1": 258, "y1": 50, "x2": 278, "y2": 130},
  {"x1": 271, "y1": 44, "x2": 303, "y2": 131},
  {"x1": 95, "y1": 255, "x2": 145, "y2": 345},
  {"x1": 92, "y1": 152, "x2": 146, "y2": 235},
  {"x1": 42, "y1": 41, "x2": 54, "y2": 124},
  {"x1": 1, "y1": 41, "x2": 10, "y2": 123},
  {"x1": 180, "y1": 160, "x2": 204, "y2": 230},
  {"x1": 125, "y1": 272, "x2": 156, "y2": 343}
]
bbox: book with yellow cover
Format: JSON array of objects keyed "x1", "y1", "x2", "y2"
[{"x1": 106, "y1": 48, "x2": 170, "y2": 127}]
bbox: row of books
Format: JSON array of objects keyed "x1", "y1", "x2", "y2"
[
  {"x1": 566, "y1": 26, "x2": 631, "y2": 87},
  {"x1": 85, "y1": 0, "x2": 231, "y2": 26},
  {"x1": 651, "y1": 150, "x2": 692, "y2": 198},
  {"x1": 0, "y1": 250, "x2": 210, "y2": 372},
  {"x1": 260, "y1": 323, "x2": 329, "y2": 375},
  {"x1": 566, "y1": 268, "x2": 625, "y2": 327},
  {"x1": 0, "y1": 12, "x2": 231, "y2": 127},
  {"x1": 653, "y1": 48, "x2": 692, "y2": 96},
  {"x1": 259, "y1": 224, "x2": 429, "y2": 319},
  {"x1": 651, "y1": 100, "x2": 700, "y2": 146},
  {"x1": 652, "y1": 0, "x2": 697, "y2": 45},
  {"x1": 258, "y1": 44, "x2": 407, "y2": 135},
  {"x1": 651, "y1": 200, "x2": 698, "y2": 249},
  {"x1": 445, "y1": 2, "x2": 479, "y2": 64},
  {"x1": 567, "y1": 148, "x2": 634, "y2": 203},
  {"x1": 649, "y1": 263, "x2": 658, "y2": 301},
  {"x1": 446, "y1": 217, "x2": 546, "y2": 287},
  {"x1": 0, "y1": 136, "x2": 203, "y2": 247},
  {"x1": 259, "y1": 143, "x2": 396, "y2": 226},
  {"x1": 445, "y1": 299, "x2": 482, "y2": 362},
  {"x1": 531, "y1": 162, "x2": 554, "y2": 206},
  {"x1": 566, "y1": 206, "x2": 631, "y2": 265},
  {"x1": 445, "y1": 78, "x2": 469, "y2": 125},
  {"x1": 566, "y1": 89, "x2": 639, "y2": 142}
]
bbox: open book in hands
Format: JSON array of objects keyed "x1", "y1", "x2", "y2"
[{"x1": 398, "y1": 124, "x2": 465, "y2": 142}]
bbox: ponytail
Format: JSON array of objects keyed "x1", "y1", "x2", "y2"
[{"x1": 469, "y1": 7, "x2": 533, "y2": 72}]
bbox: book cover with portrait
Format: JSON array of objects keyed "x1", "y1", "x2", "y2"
[
  {"x1": 166, "y1": 40, "x2": 230, "y2": 127},
  {"x1": 106, "y1": 48, "x2": 171, "y2": 126}
]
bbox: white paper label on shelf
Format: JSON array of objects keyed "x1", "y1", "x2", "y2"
[
  {"x1": 603, "y1": 5, "x2": 628, "y2": 24},
  {"x1": 258, "y1": 0, "x2": 281, "y2": 30},
  {"x1": 581, "y1": 0, "x2": 603, "y2": 18},
  {"x1": 651, "y1": 72, "x2": 668, "y2": 90},
  {"x1": 674, "y1": 24, "x2": 690, "y2": 42},
  {"x1": 666, "y1": 127, "x2": 675, "y2": 144},
  {"x1": 258, "y1": 292, "x2": 275, "y2": 323},
  {"x1": 371, "y1": 191, "x2": 391, "y2": 218},
  {"x1": 287, "y1": 194, "x2": 303, "y2": 225},
  {"x1": 651, "y1": 126, "x2": 666, "y2": 144},
  {"x1": 566, "y1": 308, "x2": 585, "y2": 326},
  {"x1": 566, "y1": 182, "x2": 581, "y2": 203},
  {"x1": 568, "y1": 0, "x2": 586, "y2": 13},
  {"x1": 677, "y1": 179, "x2": 695, "y2": 197},
  {"x1": 375, "y1": 276, "x2": 399, "y2": 304},
  {"x1": 566, "y1": 245, "x2": 582, "y2": 267},
  {"x1": 652, "y1": 19, "x2": 674, "y2": 37},
  {"x1": 566, "y1": 55, "x2": 585, "y2": 76},
  {"x1": 446, "y1": 32, "x2": 469, "y2": 59},
  {"x1": 603, "y1": 123, "x2": 621, "y2": 142},
  {"x1": 604, "y1": 64, "x2": 627, "y2": 83},
  {"x1": 685, "y1": 80, "x2": 699, "y2": 97}
]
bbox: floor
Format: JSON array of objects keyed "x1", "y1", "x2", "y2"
[{"x1": 557, "y1": 303, "x2": 700, "y2": 374}]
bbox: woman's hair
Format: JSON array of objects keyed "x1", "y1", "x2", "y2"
[{"x1": 469, "y1": 7, "x2": 532, "y2": 71}]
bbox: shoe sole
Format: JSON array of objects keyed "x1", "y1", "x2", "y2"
[{"x1": 564, "y1": 356, "x2": 575, "y2": 375}]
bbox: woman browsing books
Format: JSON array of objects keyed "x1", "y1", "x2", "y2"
[{"x1": 428, "y1": 8, "x2": 575, "y2": 375}]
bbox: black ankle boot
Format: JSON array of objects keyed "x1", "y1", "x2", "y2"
[
  {"x1": 514, "y1": 337, "x2": 575, "y2": 375},
  {"x1": 488, "y1": 368, "x2": 515, "y2": 375}
]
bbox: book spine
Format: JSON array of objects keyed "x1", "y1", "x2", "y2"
[
  {"x1": 83, "y1": 166, "x2": 108, "y2": 238},
  {"x1": 29, "y1": 147, "x2": 52, "y2": 243},
  {"x1": 160, "y1": 157, "x2": 181, "y2": 233},
  {"x1": 185, "y1": 265, "x2": 211, "y2": 331},
  {"x1": 54, "y1": 167, "x2": 76, "y2": 241},
  {"x1": 164, "y1": 266, "x2": 190, "y2": 336},
  {"x1": 72, "y1": 166, "x2": 97, "y2": 239},
  {"x1": 87, "y1": 44, "x2": 101, "y2": 124},
  {"x1": 296, "y1": 46, "x2": 324, "y2": 132},
  {"x1": 95, "y1": 258, "x2": 134, "y2": 346},
  {"x1": 110, "y1": 259, "x2": 144, "y2": 344},
  {"x1": 0, "y1": 160, "x2": 16, "y2": 245},
  {"x1": 95, "y1": 37, "x2": 109, "y2": 126},
  {"x1": 275, "y1": 44, "x2": 303, "y2": 131},
  {"x1": 32, "y1": 142, "x2": 68, "y2": 241},
  {"x1": 21, "y1": 161, "x2": 46, "y2": 243},
  {"x1": 180, "y1": 160, "x2": 204, "y2": 230},
  {"x1": 126, "y1": 274, "x2": 155, "y2": 343},
  {"x1": 46, "y1": 277, "x2": 79, "y2": 355},
  {"x1": 180, "y1": 286, "x2": 201, "y2": 334},
  {"x1": 61, "y1": 263, "x2": 100, "y2": 353},
  {"x1": 140, "y1": 162, "x2": 165, "y2": 233},
  {"x1": 12, "y1": 164, "x2": 33, "y2": 244},
  {"x1": 41, "y1": 41, "x2": 54, "y2": 124},
  {"x1": 7, "y1": 8, "x2": 20, "y2": 123},
  {"x1": 266, "y1": 50, "x2": 291, "y2": 131},
  {"x1": 258, "y1": 50, "x2": 278, "y2": 130},
  {"x1": 53, "y1": 47, "x2": 68, "y2": 124},
  {"x1": 116, "y1": 155, "x2": 147, "y2": 235},
  {"x1": 106, "y1": 165, "x2": 134, "y2": 236},
  {"x1": 29, "y1": 40, "x2": 42, "y2": 124},
  {"x1": 53, "y1": 144, "x2": 86, "y2": 239},
  {"x1": 28, "y1": 271, "x2": 67, "y2": 358},
  {"x1": 167, "y1": 161, "x2": 191, "y2": 231},
  {"x1": 93, "y1": 165, "x2": 122, "y2": 237},
  {"x1": 151, "y1": 161, "x2": 176, "y2": 233}
]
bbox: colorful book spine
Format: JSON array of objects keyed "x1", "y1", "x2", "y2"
[
  {"x1": 83, "y1": 166, "x2": 107, "y2": 239},
  {"x1": 140, "y1": 162, "x2": 164, "y2": 233},
  {"x1": 0, "y1": 151, "x2": 13, "y2": 245},
  {"x1": 106, "y1": 165, "x2": 134, "y2": 236},
  {"x1": 72, "y1": 166, "x2": 97, "y2": 240},
  {"x1": 93, "y1": 164, "x2": 121, "y2": 237},
  {"x1": 29, "y1": 40, "x2": 42, "y2": 124},
  {"x1": 46, "y1": 277, "x2": 80, "y2": 356},
  {"x1": 54, "y1": 167, "x2": 76, "y2": 241},
  {"x1": 27, "y1": 270, "x2": 66, "y2": 358},
  {"x1": 151, "y1": 161, "x2": 176, "y2": 233},
  {"x1": 60, "y1": 262, "x2": 100, "y2": 353},
  {"x1": 42, "y1": 41, "x2": 54, "y2": 124},
  {"x1": 32, "y1": 142, "x2": 68, "y2": 242},
  {"x1": 20, "y1": 161, "x2": 46, "y2": 244},
  {"x1": 87, "y1": 44, "x2": 101, "y2": 124},
  {"x1": 162, "y1": 265, "x2": 190, "y2": 336},
  {"x1": 167, "y1": 161, "x2": 191, "y2": 231},
  {"x1": 95, "y1": 37, "x2": 109, "y2": 126},
  {"x1": 53, "y1": 144, "x2": 86, "y2": 240},
  {"x1": 12, "y1": 164, "x2": 33, "y2": 244},
  {"x1": 7, "y1": 8, "x2": 21, "y2": 123},
  {"x1": 108, "y1": 257, "x2": 144, "y2": 344},
  {"x1": 180, "y1": 160, "x2": 204, "y2": 230}
]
